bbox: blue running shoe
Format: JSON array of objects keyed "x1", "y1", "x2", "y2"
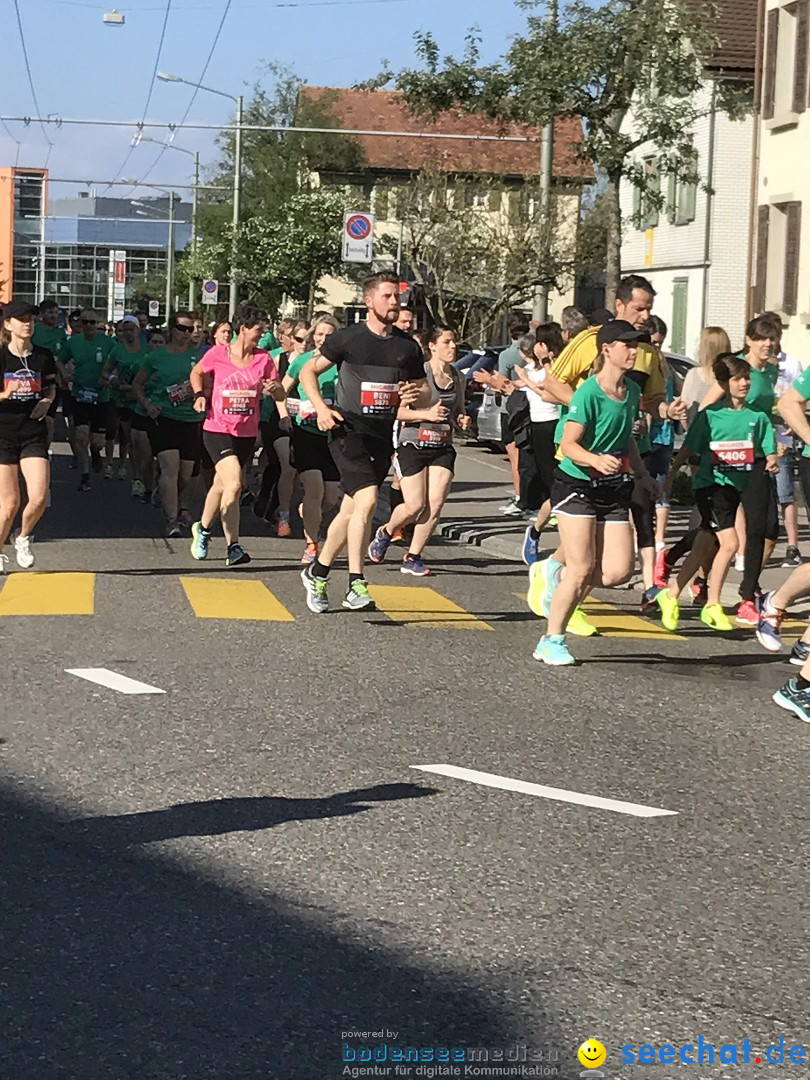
[
  {"x1": 225, "y1": 542, "x2": 251, "y2": 566},
  {"x1": 773, "y1": 678, "x2": 810, "y2": 722},
  {"x1": 790, "y1": 639, "x2": 810, "y2": 666},
  {"x1": 401, "y1": 555, "x2": 430, "y2": 576},
  {"x1": 532, "y1": 634, "x2": 575, "y2": 666},
  {"x1": 522, "y1": 525, "x2": 540, "y2": 567},
  {"x1": 368, "y1": 527, "x2": 391, "y2": 564},
  {"x1": 190, "y1": 521, "x2": 211, "y2": 560}
]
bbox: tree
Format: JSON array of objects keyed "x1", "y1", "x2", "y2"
[
  {"x1": 392, "y1": 0, "x2": 751, "y2": 306},
  {"x1": 377, "y1": 165, "x2": 579, "y2": 341}
]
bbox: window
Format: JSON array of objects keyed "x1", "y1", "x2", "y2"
[
  {"x1": 754, "y1": 200, "x2": 803, "y2": 315},
  {"x1": 671, "y1": 279, "x2": 689, "y2": 354},
  {"x1": 763, "y1": 1, "x2": 809, "y2": 123},
  {"x1": 666, "y1": 153, "x2": 698, "y2": 225},
  {"x1": 633, "y1": 157, "x2": 660, "y2": 229}
]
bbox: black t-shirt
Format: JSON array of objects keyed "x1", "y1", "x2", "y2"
[
  {"x1": 320, "y1": 323, "x2": 425, "y2": 437},
  {"x1": 0, "y1": 344, "x2": 57, "y2": 418}
]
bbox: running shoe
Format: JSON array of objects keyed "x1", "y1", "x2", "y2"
[
  {"x1": 274, "y1": 510, "x2": 292, "y2": 538},
  {"x1": 77, "y1": 474, "x2": 91, "y2": 492},
  {"x1": 103, "y1": 463, "x2": 113, "y2": 480},
  {"x1": 733, "y1": 553, "x2": 745, "y2": 572},
  {"x1": 190, "y1": 521, "x2": 211, "y2": 561},
  {"x1": 12, "y1": 533, "x2": 34, "y2": 569},
  {"x1": 390, "y1": 527, "x2": 406, "y2": 544},
  {"x1": 653, "y1": 546, "x2": 672, "y2": 589},
  {"x1": 640, "y1": 586, "x2": 659, "y2": 613},
  {"x1": 368, "y1": 526, "x2": 392, "y2": 564},
  {"x1": 566, "y1": 607, "x2": 598, "y2": 637},
  {"x1": 401, "y1": 555, "x2": 430, "y2": 576},
  {"x1": 541, "y1": 559, "x2": 563, "y2": 617},
  {"x1": 301, "y1": 542, "x2": 318, "y2": 565},
  {"x1": 499, "y1": 501, "x2": 523, "y2": 517},
  {"x1": 301, "y1": 566, "x2": 329, "y2": 613},
  {"x1": 225, "y1": 542, "x2": 251, "y2": 567},
  {"x1": 700, "y1": 603, "x2": 734, "y2": 631},
  {"x1": 735, "y1": 599, "x2": 759, "y2": 627},
  {"x1": 526, "y1": 558, "x2": 548, "y2": 618},
  {"x1": 166, "y1": 519, "x2": 183, "y2": 539},
  {"x1": 656, "y1": 589, "x2": 680, "y2": 632},
  {"x1": 790, "y1": 639, "x2": 810, "y2": 666},
  {"x1": 532, "y1": 634, "x2": 575, "y2": 666},
  {"x1": 118, "y1": 465, "x2": 128, "y2": 481},
  {"x1": 131, "y1": 479, "x2": 146, "y2": 498},
  {"x1": 548, "y1": 515, "x2": 558, "y2": 528},
  {"x1": 342, "y1": 579, "x2": 375, "y2": 610},
  {"x1": 755, "y1": 591, "x2": 784, "y2": 652},
  {"x1": 690, "y1": 576, "x2": 708, "y2": 606},
  {"x1": 782, "y1": 545, "x2": 802, "y2": 567},
  {"x1": 522, "y1": 525, "x2": 540, "y2": 567},
  {"x1": 773, "y1": 678, "x2": 810, "y2": 723}
]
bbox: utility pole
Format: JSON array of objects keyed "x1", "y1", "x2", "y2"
[
  {"x1": 532, "y1": 0, "x2": 559, "y2": 324},
  {"x1": 230, "y1": 95, "x2": 243, "y2": 318},
  {"x1": 189, "y1": 151, "x2": 200, "y2": 310},
  {"x1": 165, "y1": 191, "x2": 175, "y2": 324}
]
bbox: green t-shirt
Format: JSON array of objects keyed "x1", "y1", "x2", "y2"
[
  {"x1": 793, "y1": 367, "x2": 810, "y2": 458},
  {"x1": 109, "y1": 343, "x2": 149, "y2": 406},
  {"x1": 746, "y1": 361, "x2": 779, "y2": 416},
  {"x1": 64, "y1": 333, "x2": 115, "y2": 402},
  {"x1": 685, "y1": 400, "x2": 776, "y2": 490},
  {"x1": 286, "y1": 348, "x2": 337, "y2": 434},
  {"x1": 32, "y1": 324, "x2": 68, "y2": 363},
  {"x1": 260, "y1": 347, "x2": 284, "y2": 422},
  {"x1": 141, "y1": 346, "x2": 201, "y2": 422},
  {"x1": 259, "y1": 330, "x2": 280, "y2": 351},
  {"x1": 559, "y1": 375, "x2": 641, "y2": 483}
]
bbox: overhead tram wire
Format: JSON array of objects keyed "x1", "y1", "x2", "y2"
[
  {"x1": 104, "y1": 0, "x2": 174, "y2": 192},
  {"x1": 41, "y1": 0, "x2": 416, "y2": 10},
  {"x1": 129, "y1": 0, "x2": 233, "y2": 193},
  {"x1": 12, "y1": 0, "x2": 54, "y2": 166}
]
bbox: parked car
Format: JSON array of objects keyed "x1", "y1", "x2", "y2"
[
  {"x1": 457, "y1": 346, "x2": 506, "y2": 439},
  {"x1": 475, "y1": 349, "x2": 696, "y2": 453}
]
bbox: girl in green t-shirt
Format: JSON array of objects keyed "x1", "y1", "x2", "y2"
[{"x1": 659, "y1": 354, "x2": 778, "y2": 633}]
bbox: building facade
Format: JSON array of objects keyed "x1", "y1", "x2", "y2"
[
  {"x1": 0, "y1": 167, "x2": 191, "y2": 318},
  {"x1": 753, "y1": 0, "x2": 810, "y2": 358},
  {"x1": 619, "y1": 4, "x2": 757, "y2": 357}
]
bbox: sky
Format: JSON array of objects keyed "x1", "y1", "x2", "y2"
[{"x1": 1, "y1": 0, "x2": 529, "y2": 206}]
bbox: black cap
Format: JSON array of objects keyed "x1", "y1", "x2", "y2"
[
  {"x1": 2, "y1": 299, "x2": 39, "y2": 320},
  {"x1": 596, "y1": 320, "x2": 650, "y2": 348}
]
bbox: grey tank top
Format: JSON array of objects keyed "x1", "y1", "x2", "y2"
[{"x1": 397, "y1": 361, "x2": 465, "y2": 447}]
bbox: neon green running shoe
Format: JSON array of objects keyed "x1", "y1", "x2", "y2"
[
  {"x1": 566, "y1": 606, "x2": 598, "y2": 637},
  {"x1": 700, "y1": 602, "x2": 734, "y2": 631},
  {"x1": 527, "y1": 558, "x2": 548, "y2": 618},
  {"x1": 655, "y1": 588, "x2": 680, "y2": 632}
]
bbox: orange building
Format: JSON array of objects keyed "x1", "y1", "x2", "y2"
[{"x1": 0, "y1": 166, "x2": 49, "y2": 303}]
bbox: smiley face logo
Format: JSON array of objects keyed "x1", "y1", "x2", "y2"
[{"x1": 578, "y1": 1039, "x2": 607, "y2": 1069}]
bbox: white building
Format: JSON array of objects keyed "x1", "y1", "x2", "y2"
[
  {"x1": 753, "y1": 0, "x2": 810, "y2": 359},
  {"x1": 619, "y1": 5, "x2": 757, "y2": 357}
]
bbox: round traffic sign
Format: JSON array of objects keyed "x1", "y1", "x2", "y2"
[
  {"x1": 346, "y1": 214, "x2": 372, "y2": 241},
  {"x1": 202, "y1": 279, "x2": 218, "y2": 295}
]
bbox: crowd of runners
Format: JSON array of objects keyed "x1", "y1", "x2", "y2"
[{"x1": 2, "y1": 271, "x2": 810, "y2": 722}]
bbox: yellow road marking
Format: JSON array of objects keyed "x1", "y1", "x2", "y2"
[
  {"x1": 369, "y1": 584, "x2": 493, "y2": 630},
  {"x1": 0, "y1": 572, "x2": 95, "y2": 616},
  {"x1": 180, "y1": 577, "x2": 294, "y2": 621},
  {"x1": 582, "y1": 601, "x2": 686, "y2": 640}
]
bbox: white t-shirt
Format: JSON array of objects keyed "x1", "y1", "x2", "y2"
[
  {"x1": 775, "y1": 351, "x2": 804, "y2": 445},
  {"x1": 524, "y1": 365, "x2": 560, "y2": 423}
]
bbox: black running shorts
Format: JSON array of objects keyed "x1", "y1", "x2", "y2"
[
  {"x1": 695, "y1": 483, "x2": 740, "y2": 533},
  {"x1": 291, "y1": 424, "x2": 340, "y2": 481},
  {"x1": 551, "y1": 468, "x2": 632, "y2": 523},
  {"x1": 394, "y1": 442, "x2": 456, "y2": 478},
  {"x1": 327, "y1": 426, "x2": 392, "y2": 496},
  {"x1": 202, "y1": 430, "x2": 256, "y2": 470},
  {"x1": 149, "y1": 415, "x2": 202, "y2": 462}
]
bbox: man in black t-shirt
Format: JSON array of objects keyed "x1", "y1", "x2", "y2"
[{"x1": 298, "y1": 272, "x2": 427, "y2": 613}]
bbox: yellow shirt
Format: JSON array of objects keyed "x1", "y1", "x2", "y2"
[{"x1": 551, "y1": 326, "x2": 598, "y2": 388}]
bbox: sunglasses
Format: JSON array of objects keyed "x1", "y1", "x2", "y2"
[
  {"x1": 174, "y1": 324, "x2": 194, "y2": 332},
  {"x1": 294, "y1": 335, "x2": 308, "y2": 343}
]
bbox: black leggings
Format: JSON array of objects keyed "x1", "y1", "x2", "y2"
[
  {"x1": 519, "y1": 420, "x2": 558, "y2": 510},
  {"x1": 630, "y1": 454, "x2": 656, "y2": 550},
  {"x1": 740, "y1": 458, "x2": 779, "y2": 601}
]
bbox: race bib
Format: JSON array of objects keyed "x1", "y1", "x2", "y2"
[
  {"x1": 588, "y1": 452, "x2": 631, "y2": 486},
  {"x1": 166, "y1": 380, "x2": 193, "y2": 405},
  {"x1": 286, "y1": 398, "x2": 301, "y2": 418},
  {"x1": 4, "y1": 370, "x2": 42, "y2": 402},
  {"x1": 299, "y1": 397, "x2": 332, "y2": 422},
  {"x1": 222, "y1": 388, "x2": 258, "y2": 416},
  {"x1": 360, "y1": 381, "x2": 400, "y2": 416},
  {"x1": 417, "y1": 422, "x2": 452, "y2": 445},
  {"x1": 710, "y1": 440, "x2": 754, "y2": 471},
  {"x1": 74, "y1": 385, "x2": 99, "y2": 404}
]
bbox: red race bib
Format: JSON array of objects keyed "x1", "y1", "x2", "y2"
[
  {"x1": 360, "y1": 381, "x2": 400, "y2": 416},
  {"x1": 417, "y1": 422, "x2": 452, "y2": 445},
  {"x1": 710, "y1": 440, "x2": 754, "y2": 471}
]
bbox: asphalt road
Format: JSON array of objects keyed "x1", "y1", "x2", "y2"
[{"x1": 2, "y1": 445, "x2": 808, "y2": 1080}]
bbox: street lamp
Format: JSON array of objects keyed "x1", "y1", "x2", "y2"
[
  {"x1": 126, "y1": 187, "x2": 176, "y2": 323},
  {"x1": 157, "y1": 70, "x2": 242, "y2": 316},
  {"x1": 133, "y1": 133, "x2": 200, "y2": 308}
]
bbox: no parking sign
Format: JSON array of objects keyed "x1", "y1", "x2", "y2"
[
  {"x1": 202, "y1": 279, "x2": 219, "y2": 305},
  {"x1": 342, "y1": 212, "x2": 375, "y2": 264}
]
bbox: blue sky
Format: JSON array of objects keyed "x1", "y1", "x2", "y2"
[{"x1": 2, "y1": 0, "x2": 528, "y2": 204}]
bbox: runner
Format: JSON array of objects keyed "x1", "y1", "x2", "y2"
[
  {"x1": 298, "y1": 271, "x2": 427, "y2": 613},
  {"x1": 533, "y1": 321, "x2": 656, "y2": 665},
  {"x1": 32, "y1": 298, "x2": 68, "y2": 448},
  {"x1": 282, "y1": 314, "x2": 341, "y2": 564},
  {"x1": 188, "y1": 302, "x2": 283, "y2": 566},
  {"x1": 103, "y1": 315, "x2": 149, "y2": 488},
  {"x1": 657, "y1": 354, "x2": 776, "y2": 632},
  {"x1": 132, "y1": 310, "x2": 203, "y2": 537},
  {"x1": 59, "y1": 307, "x2": 115, "y2": 491},
  {"x1": 271, "y1": 319, "x2": 308, "y2": 537},
  {"x1": 0, "y1": 300, "x2": 57, "y2": 572},
  {"x1": 367, "y1": 324, "x2": 469, "y2": 576}
]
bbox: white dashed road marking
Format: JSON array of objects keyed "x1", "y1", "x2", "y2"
[{"x1": 65, "y1": 668, "x2": 166, "y2": 695}]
